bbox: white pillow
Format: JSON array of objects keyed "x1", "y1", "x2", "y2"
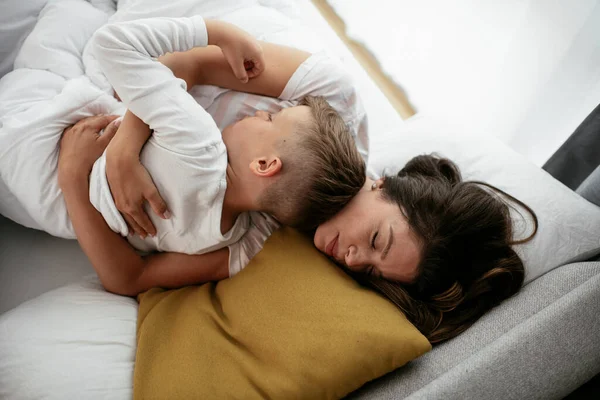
[
  {"x1": 14, "y1": 0, "x2": 110, "y2": 80},
  {"x1": 368, "y1": 114, "x2": 600, "y2": 283},
  {"x1": 0, "y1": 0, "x2": 48, "y2": 79},
  {"x1": 0, "y1": 276, "x2": 136, "y2": 400}
]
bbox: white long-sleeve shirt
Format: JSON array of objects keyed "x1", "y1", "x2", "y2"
[{"x1": 88, "y1": 16, "x2": 250, "y2": 255}]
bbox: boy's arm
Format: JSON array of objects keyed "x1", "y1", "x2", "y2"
[
  {"x1": 108, "y1": 41, "x2": 311, "y2": 236},
  {"x1": 93, "y1": 16, "x2": 260, "y2": 235},
  {"x1": 105, "y1": 110, "x2": 162, "y2": 237},
  {"x1": 113, "y1": 41, "x2": 311, "y2": 156},
  {"x1": 91, "y1": 16, "x2": 235, "y2": 155}
]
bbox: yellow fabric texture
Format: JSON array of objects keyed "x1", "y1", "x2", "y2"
[{"x1": 134, "y1": 228, "x2": 431, "y2": 400}]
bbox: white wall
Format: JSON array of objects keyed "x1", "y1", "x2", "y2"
[{"x1": 328, "y1": 0, "x2": 600, "y2": 166}]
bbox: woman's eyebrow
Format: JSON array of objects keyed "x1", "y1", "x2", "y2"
[{"x1": 382, "y1": 225, "x2": 394, "y2": 261}]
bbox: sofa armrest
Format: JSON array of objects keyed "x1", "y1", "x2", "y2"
[
  {"x1": 577, "y1": 165, "x2": 600, "y2": 208},
  {"x1": 349, "y1": 261, "x2": 600, "y2": 400},
  {"x1": 406, "y1": 264, "x2": 600, "y2": 400}
]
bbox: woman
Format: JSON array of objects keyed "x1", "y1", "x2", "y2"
[
  {"x1": 59, "y1": 113, "x2": 537, "y2": 346},
  {"x1": 318, "y1": 155, "x2": 538, "y2": 343}
]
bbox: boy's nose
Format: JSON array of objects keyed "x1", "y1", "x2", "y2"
[{"x1": 255, "y1": 110, "x2": 269, "y2": 120}]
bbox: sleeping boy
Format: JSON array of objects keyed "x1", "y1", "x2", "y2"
[{"x1": 57, "y1": 16, "x2": 366, "y2": 295}]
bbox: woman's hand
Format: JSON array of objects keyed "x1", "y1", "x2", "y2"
[
  {"x1": 206, "y1": 20, "x2": 264, "y2": 83},
  {"x1": 58, "y1": 115, "x2": 120, "y2": 189},
  {"x1": 105, "y1": 144, "x2": 169, "y2": 238}
]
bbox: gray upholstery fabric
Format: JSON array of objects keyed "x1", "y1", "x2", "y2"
[
  {"x1": 0, "y1": 215, "x2": 94, "y2": 314},
  {"x1": 543, "y1": 102, "x2": 600, "y2": 190},
  {"x1": 577, "y1": 165, "x2": 600, "y2": 207},
  {"x1": 348, "y1": 262, "x2": 600, "y2": 399}
]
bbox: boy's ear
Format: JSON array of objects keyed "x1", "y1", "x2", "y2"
[{"x1": 249, "y1": 156, "x2": 282, "y2": 178}]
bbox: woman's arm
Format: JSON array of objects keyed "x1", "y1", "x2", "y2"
[
  {"x1": 158, "y1": 41, "x2": 311, "y2": 98},
  {"x1": 59, "y1": 117, "x2": 229, "y2": 296},
  {"x1": 63, "y1": 173, "x2": 228, "y2": 296}
]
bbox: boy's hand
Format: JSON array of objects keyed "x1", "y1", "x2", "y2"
[
  {"x1": 58, "y1": 115, "x2": 120, "y2": 188},
  {"x1": 105, "y1": 143, "x2": 169, "y2": 239},
  {"x1": 206, "y1": 20, "x2": 264, "y2": 83}
]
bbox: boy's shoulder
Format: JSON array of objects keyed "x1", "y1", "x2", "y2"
[{"x1": 298, "y1": 51, "x2": 355, "y2": 91}]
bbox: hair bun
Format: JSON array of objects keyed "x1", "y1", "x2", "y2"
[{"x1": 397, "y1": 154, "x2": 462, "y2": 186}]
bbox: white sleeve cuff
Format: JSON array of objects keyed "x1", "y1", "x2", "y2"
[{"x1": 190, "y1": 15, "x2": 208, "y2": 48}]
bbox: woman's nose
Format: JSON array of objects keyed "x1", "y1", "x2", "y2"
[{"x1": 344, "y1": 245, "x2": 362, "y2": 267}]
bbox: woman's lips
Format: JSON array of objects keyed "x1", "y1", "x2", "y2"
[{"x1": 325, "y1": 234, "x2": 339, "y2": 260}]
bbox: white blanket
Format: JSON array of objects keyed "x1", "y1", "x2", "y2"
[{"x1": 0, "y1": 0, "x2": 318, "y2": 238}]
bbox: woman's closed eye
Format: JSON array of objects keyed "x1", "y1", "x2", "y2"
[
  {"x1": 365, "y1": 265, "x2": 380, "y2": 278},
  {"x1": 268, "y1": 113, "x2": 273, "y2": 122},
  {"x1": 371, "y1": 231, "x2": 378, "y2": 249}
]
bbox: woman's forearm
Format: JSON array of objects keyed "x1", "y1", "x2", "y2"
[
  {"x1": 158, "y1": 41, "x2": 310, "y2": 98},
  {"x1": 199, "y1": 41, "x2": 310, "y2": 97},
  {"x1": 62, "y1": 173, "x2": 145, "y2": 294}
]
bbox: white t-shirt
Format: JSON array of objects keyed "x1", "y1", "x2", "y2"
[{"x1": 89, "y1": 16, "x2": 250, "y2": 255}]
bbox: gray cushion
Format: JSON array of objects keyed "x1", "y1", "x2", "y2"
[
  {"x1": 348, "y1": 261, "x2": 600, "y2": 399},
  {"x1": 577, "y1": 165, "x2": 600, "y2": 208},
  {"x1": 0, "y1": 215, "x2": 93, "y2": 315}
]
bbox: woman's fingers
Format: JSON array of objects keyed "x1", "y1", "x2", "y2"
[
  {"x1": 130, "y1": 206, "x2": 157, "y2": 237},
  {"x1": 123, "y1": 214, "x2": 147, "y2": 238},
  {"x1": 100, "y1": 118, "x2": 121, "y2": 145},
  {"x1": 82, "y1": 114, "x2": 119, "y2": 131},
  {"x1": 146, "y1": 189, "x2": 170, "y2": 220}
]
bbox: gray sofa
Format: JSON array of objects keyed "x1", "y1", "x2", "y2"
[
  {"x1": 353, "y1": 164, "x2": 600, "y2": 399},
  {"x1": 352, "y1": 260, "x2": 600, "y2": 399},
  {"x1": 352, "y1": 102, "x2": 600, "y2": 400},
  {"x1": 1, "y1": 0, "x2": 599, "y2": 398}
]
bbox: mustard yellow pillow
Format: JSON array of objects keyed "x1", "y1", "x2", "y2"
[{"x1": 134, "y1": 228, "x2": 431, "y2": 399}]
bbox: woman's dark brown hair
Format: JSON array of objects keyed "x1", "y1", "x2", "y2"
[{"x1": 351, "y1": 154, "x2": 538, "y2": 344}]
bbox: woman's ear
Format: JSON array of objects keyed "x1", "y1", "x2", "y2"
[
  {"x1": 249, "y1": 156, "x2": 282, "y2": 178},
  {"x1": 374, "y1": 177, "x2": 385, "y2": 189}
]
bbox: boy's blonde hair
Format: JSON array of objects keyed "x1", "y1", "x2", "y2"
[{"x1": 259, "y1": 96, "x2": 366, "y2": 231}]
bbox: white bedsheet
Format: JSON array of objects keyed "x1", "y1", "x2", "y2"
[{"x1": 0, "y1": 0, "x2": 399, "y2": 239}]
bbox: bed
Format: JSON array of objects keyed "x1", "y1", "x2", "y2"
[{"x1": 1, "y1": 0, "x2": 600, "y2": 399}]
